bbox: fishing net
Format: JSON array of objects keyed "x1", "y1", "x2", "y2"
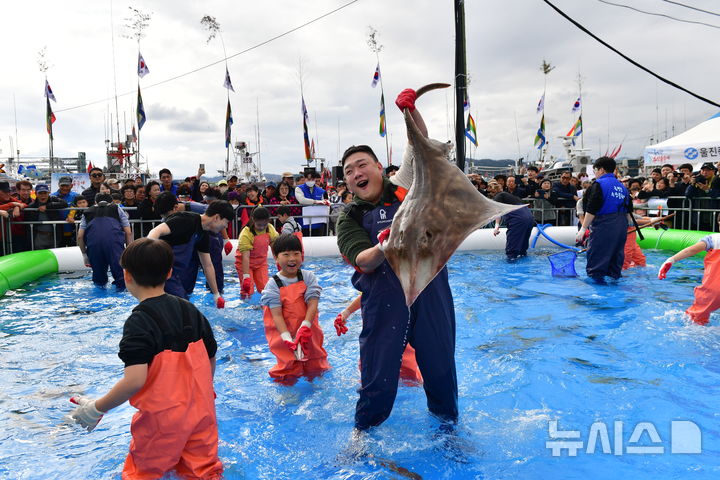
[{"x1": 548, "y1": 250, "x2": 579, "y2": 277}]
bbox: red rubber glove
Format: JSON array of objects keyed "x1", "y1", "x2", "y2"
[
  {"x1": 395, "y1": 88, "x2": 417, "y2": 112},
  {"x1": 376, "y1": 228, "x2": 390, "y2": 252},
  {"x1": 658, "y1": 260, "x2": 673, "y2": 280},
  {"x1": 216, "y1": 296, "x2": 225, "y2": 309},
  {"x1": 295, "y1": 323, "x2": 313, "y2": 351},
  {"x1": 280, "y1": 331, "x2": 297, "y2": 351},
  {"x1": 334, "y1": 313, "x2": 348, "y2": 336},
  {"x1": 241, "y1": 275, "x2": 253, "y2": 298},
  {"x1": 223, "y1": 241, "x2": 233, "y2": 255}
]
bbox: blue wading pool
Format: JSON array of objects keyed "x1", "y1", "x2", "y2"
[{"x1": 0, "y1": 250, "x2": 718, "y2": 479}]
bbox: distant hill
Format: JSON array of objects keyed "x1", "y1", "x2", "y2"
[{"x1": 466, "y1": 158, "x2": 516, "y2": 167}]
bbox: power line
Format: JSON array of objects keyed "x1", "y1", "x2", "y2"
[
  {"x1": 541, "y1": 0, "x2": 720, "y2": 108},
  {"x1": 596, "y1": 0, "x2": 720, "y2": 29},
  {"x1": 661, "y1": 0, "x2": 720, "y2": 17},
  {"x1": 56, "y1": 0, "x2": 360, "y2": 113}
]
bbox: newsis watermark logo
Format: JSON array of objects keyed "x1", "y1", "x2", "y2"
[{"x1": 546, "y1": 420, "x2": 702, "y2": 457}]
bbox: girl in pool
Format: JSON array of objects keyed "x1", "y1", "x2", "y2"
[
  {"x1": 260, "y1": 234, "x2": 329, "y2": 383},
  {"x1": 658, "y1": 217, "x2": 720, "y2": 325},
  {"x1": 236, "y1": 206, "x2": 278, "y2": 299}
]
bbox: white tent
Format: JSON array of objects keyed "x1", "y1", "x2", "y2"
[{"x1": 644, "y1": 112, "x2": 720, "y2": 166}]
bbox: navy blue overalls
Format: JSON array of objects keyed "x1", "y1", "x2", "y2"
[
  {"x1": 84, "y1": 203, "x2": 126, "y2": 289},
  {"x1": 503, "y1": 207, "x2": 536, "y2": 260},
  {"x1": 165, "y1": 233, "x2": 201, "y2": 300},
  {"x1": 351, "y1": 198, "x2": 458, "y2": 430},
  {"x1": 185, "y1": 201, "x2": 225, "y2": 294},
  {"x1": 586, "y1": 173, "x2": 629, "y2": 280}
]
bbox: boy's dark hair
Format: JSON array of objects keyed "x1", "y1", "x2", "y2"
[
  {"x1": 276, "y1": 205, "x2": 291, "y2": 217},
  {"x1": 158, "y1": 168, "x2": 172, "y2": 178},
  {"x1": 206, "y1": 200, "x2": 234, "y2": 221},
  {"x1": 74, "y1": 195, "x2": 87, "y2": 205},
  {"x1": 493, "y1": 174, "x2": 507, "y2": 182},
  {"x1": 271, "y1": 233, "x2": 303, "y2": 257},
  {"x1": 120, "y1": 238, "x2": 174, "y2": 287},
  {"x1": 176, "y1": 184, "x2": 193, "y2": 196},
  {"x1": 89, "y1": 167, "x2": 104, "y2": 176},
  {"x1": 154, "y1": 191, "x2": 178, "y2": 216},
  {"x1": 95, "y1": 193, "x2": 113, "y2": 204},
  {"x1": 204, "y1": 186, "x2": 221, "y2": 200},
  {"x1": 527, "y1": 166, "x2": 539, "y2": 173},
  {"x1": 662, "y1": 163, "x2": 674, "y2": 170},
  {"x1": 111, "y1": 193, "x2": 122, "y2": 202},
  {"x1": 342, "y1": 191, "x2": 353, "y2": 202},
  {"x1": 679, "y1": 163, "x2": 693, "y2": 172},
  {"x1": 341, "y1": 145, "x2": 379, "y2": 167},
  {"x1": 121, "y1": 185, "x2": 136, "y2": 194},
  {"x1": 651, "y1": 167, "x2": 662, "y2": 175},
  {"x1": 593, "y1": 156, "x2": 617, "y2": 173},
  {"x1": 252, "y1": 206, "x2": 270, "y2": 220},
  {"x1": 246, "y1": 184, "x2": 259, "y2": 192}
]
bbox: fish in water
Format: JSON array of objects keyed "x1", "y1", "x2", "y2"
[{"x1": 386, "y1": 83, "x2": 526, "y2": 306}]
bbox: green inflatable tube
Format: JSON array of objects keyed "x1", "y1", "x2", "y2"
[
  {"x1": 636, "y1": 228, "x2": 713, "y2": 258},
  {"x1": 0, "y1": 250, "x2": 58, "y2": 297}
]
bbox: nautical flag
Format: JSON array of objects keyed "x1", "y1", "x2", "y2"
[
  {"x1": 534, "y1": 114, "x2": 546, "y2": 149},
  {"x1": 465, "y1": 113, "x2": 478, "y2": 146},
  {"x1": 463, "y1": 95, "x2": 470, "y2": 111},
  {"x1": 225, "y1": 100, "x2": 233, "y2": 148},
  {"x1": 566, "y1": 115, "x2": 582, "y2": 138},
  {"x1": 379, "y1": 92, "x2": 387, "y2": 137},
  {"x1": 536, "y1": 93, "x2": 545, "y2": 114},
  {"x1": 223, "y1": 67, "x2": 235, "y2": 92},
  {"x1": 310, "y1": 138, "x2": 316, "y2": 159},
  {"x1": 131, "y1": 125, "x2": 137, "y2": 143},
  {"x1": 302, "y1": 96, "x2": 311, "y2": 160},
  {"x1": 45, "y1": 80, "x2": 56, "y2": 102},
  {"x1": 371, "y1": 63, "x2": 380, "y2": 88},
  {"x1": 572, "y1": 96, "x2": 581, "y2": 113},
  {"x1": 609, "y1": 143, "x2": 623, "y2": 159},
  {"x1": 136, "y1": 86, "x2": 146, "y2": 131},
  {"x1": 137, "y1": 52, "x2": 150, "y2": 78},
  {"x1": 46, "y1": 97, "x2": 56, "y2": 140}
]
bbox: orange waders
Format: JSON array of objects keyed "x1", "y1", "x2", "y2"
[
  {"x1": 262, "y1": 272, "x2": 329, "y2": 383},
  {"x1": 686, "y1": 249, "x2": 720, "y2": 326},
  {"x1": 622, "y1": 227, "x2": 646, "y2": 270}
]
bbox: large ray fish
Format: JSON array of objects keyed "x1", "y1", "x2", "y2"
[{"x1": 386, "y1": 83, "x2": 527, "y2": 306}]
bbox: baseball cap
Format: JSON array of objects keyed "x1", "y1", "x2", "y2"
[
  {"x1": 0, "y1": 181, "x2": 10, "y2": 192},
  {"x1": 266, "y1": 181, "x2": 277, "y2": 188},
  {"x1": 700, "y1": 162, "x2": 717, "y2": 171},
  {"x1": 35, "y1": 184, "x2": 50, "y2": 193},
  {"x1": 218, "y1": 179, "x2": 228, "y2": 186},
  {"x1": 59, "y1": 176, "x2": 73, "y2": 186}
]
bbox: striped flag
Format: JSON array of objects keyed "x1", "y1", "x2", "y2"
[
  {"x1": 534, "y1": 114, "x2": 546, "y2": 149},
  {"x1": 225, "y1": 100, "x2": 233, "y2": 148},
  {"x1": 566, "y1": 115, "x2": 582, "y2": 137},
  {"x1": 137, "y1": 52, "x2": 150, "y2": 78},
  {"x1": 465, "y1": 113, "x2": 478, "y2": 146},
  {"x1": 571, "y1": 96, "x2": 581, "y2": 113},
  {"x1": 46, "y1": 97, "x2": 56, "y2": 140},
  {"x1": 379, "y1": 92, "x2": 387, "y2": 137},
  {"x1": 136, "y1": 86, "x2": 146, "y2": 130},
  {"x1": 302, "y1": 96, "x2": 311, "y2": 160},
  {"x1": 45, "y1": 80, "x2": 56, "y2": 102},
  {"x1": 371, "y1": 63, "x2": 380, "y2": 88}
]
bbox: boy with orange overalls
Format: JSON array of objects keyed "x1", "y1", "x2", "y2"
[
  {"x1": 68, "y1": 237, "x2": 222, "y2": 479},
  {"x1": 236, "y1": 206, "x2": 278, "y2": 299},
  {"x1": 260, "y1": 234, "x2": 329, "y2": 384}
]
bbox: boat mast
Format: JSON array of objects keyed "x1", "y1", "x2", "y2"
[{"x1": 454, "y1": 0, "x2": 467, "y2": 172}]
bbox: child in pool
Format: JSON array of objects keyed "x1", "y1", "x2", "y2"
[
  {"x1": 236, "y1": 206, "x2": 278, "y2": 299},
  {"x1": 658, "y1": 217, "x2": 720, "y2": 325},
  {"x1": 335, "y1": 294, "x2": 423, "y2": 384},
  {"x1": 260, "y1": 233, "x2": 329, "y2": 383},
  {"x1": 68, "y1": 238, "x2": 222, "y2": 479}
]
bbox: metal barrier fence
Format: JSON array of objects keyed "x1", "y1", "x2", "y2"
[{"x1": 1, "y1": 197, "x2": 718, "y2": 256}]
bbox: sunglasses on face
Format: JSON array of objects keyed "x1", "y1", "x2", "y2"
[{"x1": 91, "y1": 173, "x2": 103, "y2": 178}]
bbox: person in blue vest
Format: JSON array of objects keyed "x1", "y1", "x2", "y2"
[
  {"x1": 77, "y1": 193, "x2": 133, "y2": 289},
  {"x1": 295, "y1": 171, "x2": 330, "y2": 237},
  {"x1": 147, "y1": 193, "x2": 231, "y2": 308},
  {"x1": 575, "y1": 156, "x2": 631, "y2": 282},
  {"x1": 336, "y1": 142, "x2": 458, "y2": 432}
]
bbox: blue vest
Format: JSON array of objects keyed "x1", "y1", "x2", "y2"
[
  {"x1": 298, "y1": 183, "x2": 326, "y2": 229},
  {"x1": 596, "y1": 173, "x2": 629, "y2": 215}
]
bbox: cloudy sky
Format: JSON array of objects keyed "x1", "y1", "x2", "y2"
[{"x1": 1, "y1": 0, "x2": 719, "y2": 178}]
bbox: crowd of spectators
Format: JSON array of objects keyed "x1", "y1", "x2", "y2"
[{"x1": 2, "y1": 159, "x2": 719, "y2": 256}]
